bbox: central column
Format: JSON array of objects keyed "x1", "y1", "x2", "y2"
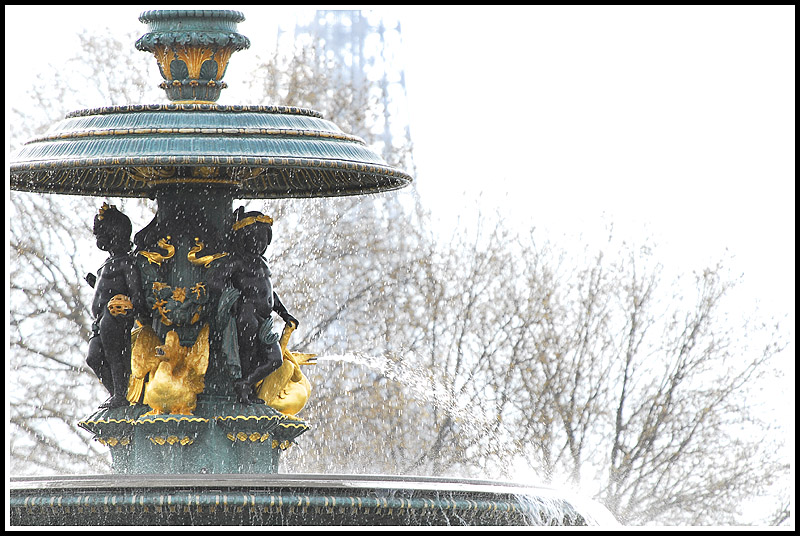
[{"x1": 79, "y1": 183, "x2": 310, "y2": 474}]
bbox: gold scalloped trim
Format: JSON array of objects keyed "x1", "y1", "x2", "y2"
[
  {"x1": 214, "y1": 414, "x2": 309, "y2": 430},
  {"x1": 214, "y1": 415, "x2": 284, "y2": 422},
  {"x1": 96, "y1": 436, "x2": 132, "y2": 447},
  {"x1": 80, "y1": 415, "x2": 210, "y2": 427},
  {"x1": 223, "y1": 432, "x2": 293, "y2": 450},
  {"x1": 226, "y1": 431, "x2": 271, "y2": 443},
  {"x1": 81, "y1": 414, "x2": 303, "y2": 428},
  {"x1": 148, "y1": 435, "x2": 195, "y2": 446},
  {"x1": 137, "y1": 415, "x2": 209, "y2": 424},
  {"x1": 78, "y1": 417, "x2": 139, "y2": 426},
  {"x1": 278, "y1": 422, "x2": 309, "y2": 429}
]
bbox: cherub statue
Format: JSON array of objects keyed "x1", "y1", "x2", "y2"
[
  {"x1": 85, "y1": 203, "x2": 147, "y2": 408},
  {"x1": 213, "y1": 207, "x2": 299, "y2": 405}
]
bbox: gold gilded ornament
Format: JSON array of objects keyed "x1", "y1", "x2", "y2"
[
  {"x1": 211, "y1": 46, "x2": 236, "y2": 80},
  {"x1": 97, "y1": 202, "x2": 112, "y2": 220},
  {"x1": 174, "y1": 45, "x2": 215, "y2": 79},
  {"x1": 128, "y1": 322, "x2": 162, "y2": 404},
  {"x1": 151, "y1": 45, "x2": 175, "y2": 80},
  {"x1": 232, "y1": 214, "x2": 273, "y2": 231},
  {"x1": 190, "y1": 282, "x2": 207, "y2": 300},
  {"x1": 139, "y1": 325, "x2": 210, "y2": 416},
  {"x1": 107, "y1": 294, "x2": 133, "y2": 317},
  {"x1": 255, "y1": 323, "x2": 316, "y2": 415},
  {"x1": 187, "y1": 237, "x2": 228, "y2": 267},
  {"x1": 171, "y1": 287, "x2": 187, "y2": 303},
  {"x1": 139, "y1": 236, "x2": 175, "y2": 266},
  {"x1": 152, "y1": 298, "x2": 173, "y2": 326}
]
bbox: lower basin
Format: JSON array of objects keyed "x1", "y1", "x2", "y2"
[{"x1": 9, "y1": 473, "x2": 618, "y2": 526}]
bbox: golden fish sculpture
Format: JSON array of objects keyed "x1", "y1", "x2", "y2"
[
  {"x1": 128, "y1": 324, "x2": 209, "y2": 416},
  {"x1": 255, "y1": 323, "x2": 316, "y2": 415},
  {"x1": 187, "y1": 237, "x2": 228, "y2": 267},
  {"x1": 138, "y1": 236, "x2": 175, "y2": 266}
]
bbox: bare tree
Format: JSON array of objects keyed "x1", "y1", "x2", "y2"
[{"x1": 367, "y1": 220, "x2": 789, "y2": 525}]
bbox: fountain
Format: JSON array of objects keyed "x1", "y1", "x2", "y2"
[{"x1": 9, "y1": 9, "x2": 617, "y2": 526}]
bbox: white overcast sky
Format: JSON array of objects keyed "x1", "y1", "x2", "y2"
[{"x1": 5, "y1": 5, "x2": 795, "y2": 425}]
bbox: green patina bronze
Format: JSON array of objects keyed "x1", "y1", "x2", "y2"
[
  {"x1": 77, "y1": 402, "x2": 307, "y2": 474},
  {"x1": 11, "y1": 104, "x2": 411, "y2": 198},
  {"x1": 10, "y1": 9, "x2": 412, "y2": 477}
]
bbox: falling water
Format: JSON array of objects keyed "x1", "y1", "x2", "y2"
[
  {"x1": 312, "y1": 351, "x2": 497, "y2": 439},
  {"x1": 301, "y1": 352, "x2": 620, "y2": 526}
]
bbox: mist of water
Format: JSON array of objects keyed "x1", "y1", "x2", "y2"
[
  {"x1": 306, "y1": 352, "x2": 621, "y2": 526},
  {"x1": 314, "y1": 351, "x2": 497, "y2": 439}
]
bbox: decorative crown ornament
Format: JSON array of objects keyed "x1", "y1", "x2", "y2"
[{"x1": 97, "y1": 202, "x2": 112, "y2": 220}]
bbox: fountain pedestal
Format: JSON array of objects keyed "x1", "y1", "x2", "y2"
[
  {"x1": 78, "y1": 397, "x2": 308, "y2": 474},
  {"x1": 10, "y1": 10, "x2": 409, "y2": 477}
]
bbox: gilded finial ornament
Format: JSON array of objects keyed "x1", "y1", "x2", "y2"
[{"x1": 136, "y1": 10, "x2": 250, "y2": 103}]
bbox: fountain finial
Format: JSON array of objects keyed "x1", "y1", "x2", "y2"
[{"x1": 135, "y1": 9, "x2": 250, "y2": 103}]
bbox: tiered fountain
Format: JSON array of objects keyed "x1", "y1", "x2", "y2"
[{"x1": 9, "y1": 9, "x2": 614, "y2": 526}]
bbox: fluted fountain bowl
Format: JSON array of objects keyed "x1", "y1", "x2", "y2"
[{"x1": 10, "y1": 473, "x2": 619, "y2": 526}]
